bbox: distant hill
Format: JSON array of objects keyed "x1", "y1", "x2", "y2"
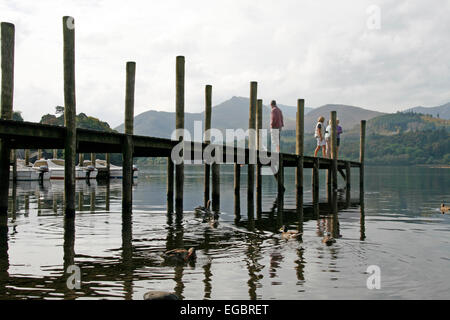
[
  {"x1": 40, "y1": 112, "x2": 116, "y2": 132},
  {"x1": 115, "y1": 96, "x2": 313, "y2": 139},
  {"x1": 282, "y1": 111, "x2": 450, "y2": 165},
  {"x1": 304, "y1": 104, "x2": 385, "y2": 133},
  {"x1": 404, "y1": 102, "x2": 450, "y2": 120}
]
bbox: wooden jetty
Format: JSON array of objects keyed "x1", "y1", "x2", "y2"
[{"x1": 0, "y1": 18, "x2": 366, "y2": 227}]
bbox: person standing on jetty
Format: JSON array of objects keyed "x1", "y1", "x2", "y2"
[
  {"x1": 314, "y1": 116, "x2": 326, "y2": 157},
  {"x1": 270, "y1": 100, "x2": 284, "y2": 153}
]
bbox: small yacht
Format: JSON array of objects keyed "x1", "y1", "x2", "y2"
[
  {"x1": 86, "y1": 159, "x2": 138, "y2": 179},
  {"x1": 9, "y1": 159, "x2": 50, "y2": 181},
  {"x1": 33, "y1": 159, "x2": 97, "y2": 180}
]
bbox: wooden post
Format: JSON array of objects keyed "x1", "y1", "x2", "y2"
[
  {"x1": 11, "y1": 149, "x2": 17, "y2": 181},
  {"x1": 63, "y1": 16, "x2": 77, "y2": 217},
  {"x1": 296, "y1": 99, "x2": 304, "y2": 231},
  {"x1": 359, "y1": 120, "x2": 366, "y2": 200},
  {"x1": 90, "y1": 153, "x2": 96, "y2": 167},
  {"x1": 105, "y1": 153, "x2": 110, "y2": 178},
  {"x1": 345, "y1": 161, "x2": 351, "y2": 206},
  {"x1": 38, "y1": 149, "x2": 43, "y2": 160},
  {"x1": 277, "y1": 154, "x2": 284, "y2": 226},
  {"x1": 53, "y1": 149, "x2": 58, "y2": 159},
  {"x1": 122, "y1": 61, "x2": 135, "y2": 213},
  {"x1": 312, "y1": 158, "x2": 319, "y2": 216},
  {"x1": 175, "y1": 56, "x2": 185, "y2": 215},
  {"x1": 79, "y1": 153, "x2": 84, "y2": 166},
  {"x1": 256, "y1": 99, "x2": 263, "y2": 217},
  {"x1": 25, "y1": 149, "x2": 30, "y2": 166},
  {"x1": 167, "y1": 158, "x2": 174, "y2": 214},
  {"x1": 204, "y1": 85, "x2": 212, "y2": 208},
  {"x1": 330, "y1": 111, "x2": 338, "y2": 214},
  {"x1": 234, "y1": 163, "x2": 240, "y2": 221},
  {"x1": 0, "y1": 22, "x2": 14, "y2": 215},
  {"x1": 247, "y1": 81, "x2": 257, "y2": 219}
]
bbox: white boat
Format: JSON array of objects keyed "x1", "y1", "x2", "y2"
[
  {"x1": 84, "y1": 159, "x2": 138, "y2": 179},
  {"x1": 9, "y1": 159, "x2": 50, "y2": 181},
  {"x1": 33, "y1": 159, "x2": 98, "y2": 180}
]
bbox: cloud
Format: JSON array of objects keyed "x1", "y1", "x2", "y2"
[{"x1": 1, "y1": 0, "x2": 449, "y2": 127}]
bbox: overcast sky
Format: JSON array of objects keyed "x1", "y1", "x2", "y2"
[{"x1": 1, "y1": 0, "x2": 449, "y2": 127}]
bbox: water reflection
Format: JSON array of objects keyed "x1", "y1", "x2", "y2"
[{"x1": 0, "y1": 165, "x2": 448, "y2": 299}]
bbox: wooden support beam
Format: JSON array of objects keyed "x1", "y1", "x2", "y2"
[
  {"x1": 312, "y1": 158, "x2": 319, "y2": 216},
  {"x1": 53, "y1": 149, "x2": 58, "y2": 159},
  {"x1": 359, "y1": 120, "x2": 366, "y2": 200},
  {"x1": 247, "y1": 81, "x2": 257, "y2": 219},
  {"x1": 175, "y1": 56, "x2": 185, "y2": 215},
  {"x1": 345, "y1": 161, "x2": 351, "y2": 206},
  {"x1": 122, "y1": 61, "x2": 135, "y2": 213},
  {"x1": 105, "y1": 153, "x2": 110, "y2": 178},
  {"x1": 277, "y1": 153, "x2": 284, "y2": 227},
  {"x1": 234, "y1": 163, "x2": 240, "y2": 221},
  {"x1": 256, "y1": 98, "x2": 262, "y2": 217},
  {"x1": 167, "y1": 158, "x2": 174, "y2": 214},
  {"x1": 63, "y1": 16, "x2": 77, "y2": 217},
  {"x1": 296, "y1": 99, "x2": 304, "y2": 231},
  {"x1": 90, "y1": 153, "x2": 95, "y2": 167},
  {"x1": 204, "y1": 85, "x2": 212, "y2": 208},
  {"x1": 25, "y1": 149, "x2": 30, "y2": 166},
  {"x1": 330, "y1": 111, "x2": 338, "y2": 214},
  {"x1": 0, "y1": 22, "x2": 14, "y2": 215},
  {"x1": 79, "y1": 153, "x2": 84, "y2": 166},
  {"x1": 11, "y1": 149, "x2": 17, "y2": 181}
]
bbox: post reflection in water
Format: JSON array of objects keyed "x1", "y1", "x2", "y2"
[
  {"x1": 245, "y1": 232, "x2": 263, "y2": 300},
  {"x1": 0, "y1": 214, "x2": 9, "y2": 281},
  {"x1": 165, "y1": 212, "x2": 186, "y2": 299},
  {"x1": 360, "y1": 198, "x2": 366, "y2": 241},
  {"x1": 122, "y1": 209, "x2": 133, "y2": 300}
]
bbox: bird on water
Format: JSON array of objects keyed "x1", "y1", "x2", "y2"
[{"x1": 162, "y1": 247, "x2": 196, "y2": 263}]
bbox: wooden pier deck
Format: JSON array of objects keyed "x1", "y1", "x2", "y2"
[{"x1": 0, "y1": 17, "x2": 366, "y2": 228}]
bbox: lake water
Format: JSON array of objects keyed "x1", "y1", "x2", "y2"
[{"x1": 0, "y1": 165, "x2": 448, "y2": 300}]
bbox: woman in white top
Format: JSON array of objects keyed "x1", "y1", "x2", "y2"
[
  {"x1": 325, "y1": 120, "x2": 332, "y2": 158},
  {"x1": 314, "y1": 116, "x2": 326, "y2": 157}
]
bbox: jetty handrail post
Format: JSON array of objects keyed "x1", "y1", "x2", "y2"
[
  {"x1": 175, "y1": 56, "x2": 185, "y2": 216},
  {"x1": 256, "y1": 98, "x2": 263, "y2": 218},
  {"x1": 296, "y1": 99, "x2": 305, "y2": 231},
  {"x1": 0, "y1": 22, "x2": 15, "y2": 216},
  {"x1": 122, "y1": 61, "x2": 136, "y2": 213},
  {"x1": 62, "y1": 16, "x2": 77, "y2": 217},
  {"x1": 330, "y1": 111, "x2": 338, "y2": 214},
  {"x1": 247, "y1": 81, "x2": 257, "y2": 220},
  {"x1": 359, "y1": 120, "x2": 366, "y2": 200},
  {"x1": 204, "y1": 85, "x2": 212, "y2": 208}
]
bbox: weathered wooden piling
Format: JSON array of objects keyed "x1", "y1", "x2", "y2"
[
  {"x1": 234, "y1": 163, "x2": 241, "y2": 220},
  {"x1": 312, "y1": 158, "x2": 319, "y2": 215},
  {"x1": 79, "y1": 153, "x2": 84, "y2": 165},
  {"x1": 247, "y1": 81, "x2": 257, "y2": 219},
  {"x1": 296, "y1": 99, "x2": 304, "y2": 230},
  {"x1": 330, "y1": 111, "x2": 338, "y2": 214},
  {"x1": 53, "y1": 149, "x2": 58, "y2": 159},
  {"x1": 256, "y1": 99, "x2": 263, "y2": 217},
  {"x1": 63, "y1": 16, "x2": 77, "y2": 217},
  {"x1": 38, "y1": 149, "x2": 42, "y2": 160},
  {"x1": 122, "y1": 61, "x2": 135, "y2": 213},
  {"x1": 175, "y1": 56, "x2": 184, "y2": 215},
  {"x1": 0, "y1": 22, "x2": 14, "y2": 215},
  {"x1": 11, "y1": 150, "x2": 17, "y2": 181},
  {"x1": 359, "y1": 120, "x2": 366, "y2": 198},
  {"x1": 105, "y1": 153, "x2": 110, "y2": 177},
  {"x1": 277, "y1": 153, "x2": 284, "y2": 226},
  {"x1": 90, "y1": 153, "x2": 96, "y2": 167},
  {"x1": 25, "y1": 149, "x2": 30, "y2": 166},
  {"x1": 345, "y1": 161, "x2": 351, "y2": 205},
  {"x1": 204, "y1": 85, "x2": 212, "y2": 208},
  {"x1": 167, "y1": 158, "x2": 174, "y2": 214}
]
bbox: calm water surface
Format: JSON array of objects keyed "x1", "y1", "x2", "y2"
[{"x1": 0, "y1": 165, "x2": 449, "y2": 299}]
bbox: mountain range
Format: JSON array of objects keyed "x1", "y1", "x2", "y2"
[
  {"x1": 115, "y1": 96, "x2": 390, "y2": 138},
  {"x1": 404, "y1": 102, "x2": 450, "y2": 120}
]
